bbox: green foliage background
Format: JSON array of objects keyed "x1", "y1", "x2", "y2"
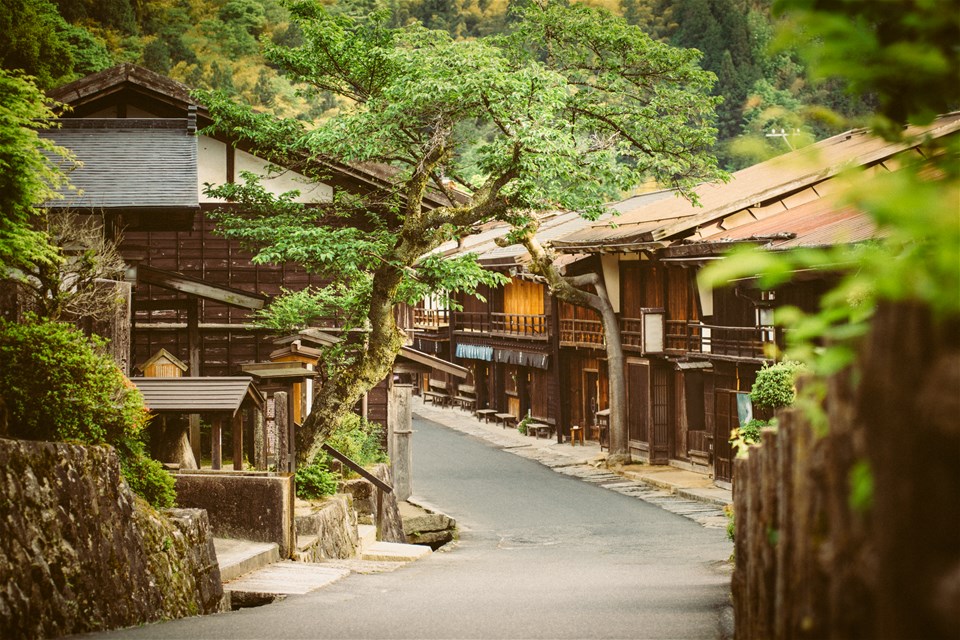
[{"x1": 0, "y1": 0, "x2": 872, "y2": 171}]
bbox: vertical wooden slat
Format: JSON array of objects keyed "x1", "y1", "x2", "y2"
[
  {"x1": 211, "y1": 415, "x2": 222, "y2": 470},
  {"x1": 232, "y1": 409, "x2": 243, "y2": 471}
]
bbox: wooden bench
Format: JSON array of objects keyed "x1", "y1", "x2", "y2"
[
  {"x1": 423, "y1": 379, "x2": 451, "y2": 406},
  {"x1": 453, "y1": 384, "x2": 477, "y2": 412},
  {"x1": 527, "y1": 422, "x2": 556, "y2": 439},
  {"x1": 495, "y1": 412, "x2": 517, "y2": 428},
  {"x1": 476, "y1": 408, "x2": 497, "y2": 423}
]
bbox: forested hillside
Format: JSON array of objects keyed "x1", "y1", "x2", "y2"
[{"x1": 0, "y1": 0, "x2": 870, "y2": 170}]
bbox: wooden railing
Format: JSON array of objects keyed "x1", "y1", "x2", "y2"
[
  {"x1": 685, "y1": 322, "x2": 779, "y2": 359},
  {"x1": 414, "y1": 308, "x2": 449, "y2": 330},
  {"x1": 666, "y1": 319, "x2": 689, "y2": 352},
  {"x1": 321, "y1": 443, "x2": 392, "y2": 539},
  {"x1": 561, "y1": 309, "x2": 666, "y2": 353},
  {"x1": 455, "y1": 311, "x2": 548, "y2": 339},
  {"x1": 559, "y1": 318, "x2": 604, "y2": 347}
]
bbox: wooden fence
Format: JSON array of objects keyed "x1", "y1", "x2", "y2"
[{"x1": 731, "y1": 303, "x2": 960, "y2": 639}]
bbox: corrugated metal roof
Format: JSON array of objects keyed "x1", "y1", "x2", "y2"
[
  {"x1": 698, "y1": 197, "x2": 879, "y2": 250},
  {"x1": 552, "y1": 113, "x2": 960, "y2": 250},
  {"x1": 703, "y1": 198, "x2": 878, "y2": 249},
  {"x1": 477, "y1": 210, "x2": 595, "y2": 266},
  {"x1": 433, "y1": 189, "x2": 675, "y2": 267},
  {"x1": 132, "y1": 377, "x2": 262, "y2": 413},
  {"x1": 40, "y1": 119, "x2": 198, "y2": 211}
]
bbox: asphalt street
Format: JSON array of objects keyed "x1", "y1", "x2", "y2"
[{"x1": 89, "y1": 414, "x2": 733, "y2": 640}]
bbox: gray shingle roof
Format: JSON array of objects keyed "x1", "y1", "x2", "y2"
[
  {"x1": 131, "y1": 377, "x2": 262, "y2": 413},
  {"x1": 40, "y1": 118, "x2": 198, "y2": 211}
]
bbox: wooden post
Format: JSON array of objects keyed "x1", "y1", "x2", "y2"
[
  {"x1": 376, "y1": 487, "x2": 384, "y2": 541},
  {"x1": 253, "y1": 405, "x2": 265, "y2": 470},
  {"x1": 275, "y1": 391, "x2": 289, "y2": 473},
  {"x1": 232, "y1": 409, "x2": 244, "y2": 471},
  {"x1": 211, "y1": 415, "x2": 222, "y2": 470},
  {"x1": 187, "y1": 297, "x2": 202, "y2": 466}
]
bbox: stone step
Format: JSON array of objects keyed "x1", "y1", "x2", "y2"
[
  {"x1": 224, "y1": 560, "x2": 351, "y2": 605},
  {"x1": 357, "y1": 524, "x2": 377, "y2": 554},
  {"x1": 360, "y1": 541, "x2": 432, "y2": 563},
  {"x1": 214, "y1": 539, "x2": 281, "y2": 582},
  {"x1": 321, "y1": 558, "x2": 410, "y2": 575},
  {"x1": 296, "y1": 535, "x2": 319, "y2": 552}
]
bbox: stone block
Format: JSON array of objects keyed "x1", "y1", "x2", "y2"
[
  {"x1": 339, "y1": 464, "x2": 405, "y2": 543},
  {"x1": 174, "y1": 470, "x2": 295, "y2": 558},
  {"x1": 293, "y1": 495, "x2": 359, "y2": 561}
]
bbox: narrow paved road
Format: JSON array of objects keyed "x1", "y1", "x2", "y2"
[{"x1": 94, "y1": 414, "x2": 732, "y2": 639}]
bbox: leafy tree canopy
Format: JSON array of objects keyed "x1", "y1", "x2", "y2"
[
  {"x1": 201, "y1": 0, "x2": 723, "y2": 461},
  {"x1": 772, "y1": 0, "x2": 960, "y2": 138},
  {"x1": 0, "y1": 69, "x2": 75, "y2": 274}
]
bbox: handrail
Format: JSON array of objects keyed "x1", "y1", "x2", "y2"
[
  {"x1": 321, "y1": 442, "x2": 392, "y2": 540},
  {"x1": 321, "y1": 443, "x2": 393, "y2": 494}
]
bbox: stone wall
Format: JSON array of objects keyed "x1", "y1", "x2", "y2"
[
  {"x1": 294, "y1": 495, "x2": 359, "y2": 562},
  {"x1": 174, "y1": 470, "x2": 296, "y2": 557},
  {"x1": 0, "y1": 438, "x2": 223, "y2": 639}
]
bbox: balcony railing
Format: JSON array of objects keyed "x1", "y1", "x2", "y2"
[
  {"x1": 686, "y1": 322, "x2": 780, "y2": 360},
  {"x1": 414, "y1": 308, "x2": 450, "y2": 330},
  {"x1": 559, "y1": 318, "x2": 604, "y2": 348},
  {"x1": 561, "y1": 308, "x2": 666, "y2": 354},
  {"x1": 621, "y1": 308, "x2": 665, "y2": 354},
  {"x1": 454, "y1": 311, "x2": 548, "y2": 339}
]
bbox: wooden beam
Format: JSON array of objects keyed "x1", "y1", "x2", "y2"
[
  {"x1": 136, "y1": 264, "x2": 268, "y2": 310},
  {"x1": 133, "y1": 299, "x2": 193, "y2": 312}
]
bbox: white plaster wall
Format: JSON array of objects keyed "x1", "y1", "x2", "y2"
[
  {"x1": 198, "y1": 135, "x2": 228, "y2": 201},
  {"x1": 234, "y1": 149, "x2": 333, "y2": 203},
  {"x1": 600, "y1": 254, "x2": 621, "y2": 313},
  {"x1": 199, "y1": 139, "x2": 333, "y2": 204}
]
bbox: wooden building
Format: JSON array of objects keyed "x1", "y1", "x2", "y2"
[
  {"x1": 39, "y1": 65, "x2": 455, "y2": 440},
  {"x1": 426, "y1": 113, "x2": 960, "y2": 485},
  {"x1": 548, "y1": 113, "x2": 960, "y2": 483}
]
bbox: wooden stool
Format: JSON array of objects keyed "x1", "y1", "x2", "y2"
[{"x1": 570, "y1": 424, "x2": 584, "y2": 446}]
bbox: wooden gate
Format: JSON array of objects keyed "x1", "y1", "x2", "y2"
[
  {"x1": 650, "y1": 364, "x2": 672, "y2": 464},
  {"x1": 714, "y1": 388, "x2": 737, "y2": 483},
  {"x1": 626, "y1": 359, "x2": 650, "y2": 457}
]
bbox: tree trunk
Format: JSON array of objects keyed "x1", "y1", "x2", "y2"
[
  {"x1": 519, "y1": 232, "x2": 630, "y2": 464},
  {"x1": 151, "y1": 415, "x2": 199, "y2": 470}
]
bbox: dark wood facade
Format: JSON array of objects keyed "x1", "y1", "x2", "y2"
[{"x1": 42, "y1": 65, "x2": 444, "y2": 437}]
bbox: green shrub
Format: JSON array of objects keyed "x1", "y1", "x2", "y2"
[
  {"x1": 0, "y1": 317, "x2": 174, "y2": 508},
  {"x1": 294, "y1": 413, "x2": 388, "y2": 500},
  {"x1": 0, "y1": 317, "x2": 149, "y2": 443},
  {"x1": 729, "y1": 418, "x2": 774, "y2": 457},
  {"x1": 294, "y1": 456, "x2": 339, "y2": 500},
  {"x1": 117, "y1": 438, "x2": 177, "y2": 509},
  {"x1": 517, "y1": 414, "x2": 532, "y2": 435},
  {"x1": 325, "y1": 413, "x2": 388, "y2": 472},
  {"x1": 750, "y1": 360, "x2": 806, "y2": 410}
]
